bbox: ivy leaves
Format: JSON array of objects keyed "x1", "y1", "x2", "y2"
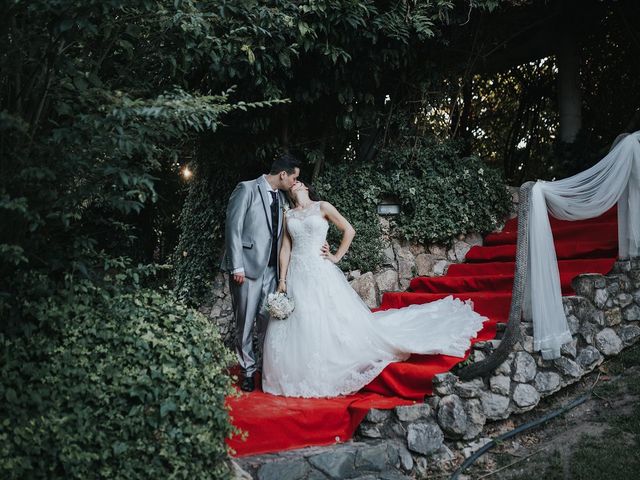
[{"x1": 316, "y1": 137, "x2": 512, "y2": 272}]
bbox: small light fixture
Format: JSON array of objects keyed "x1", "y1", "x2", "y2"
[
  {"x1": 181, "y1": 166, "x2": 193, "y2": 180},
  {"x1": 377, "y1": 196, "x2": 401, "y2": 215}
]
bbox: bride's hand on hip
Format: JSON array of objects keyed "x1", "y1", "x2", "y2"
[{"x1": 322, "y1": 251, "x2": 339, "y2": 264}]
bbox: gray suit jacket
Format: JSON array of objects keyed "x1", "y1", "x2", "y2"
[{"x1": 220, "y1": 175, "x2": 288, "y2": 279}]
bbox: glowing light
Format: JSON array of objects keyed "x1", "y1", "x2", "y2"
[{"x1": 182, "y1": 166, "x2": 193, "y2": 180}]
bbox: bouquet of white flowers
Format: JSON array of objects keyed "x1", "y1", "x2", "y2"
[{"x1": 266, "y1": 292, "x2": 295, "y2": 320}]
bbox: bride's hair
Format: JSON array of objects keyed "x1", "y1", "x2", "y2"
[{"x1": 289, "y1": 180, "x2": 321, "y2": 206}]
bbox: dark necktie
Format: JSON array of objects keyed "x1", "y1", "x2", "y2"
[{"x1": 269, "y1": 191, "x2": 279, "y2": 267}]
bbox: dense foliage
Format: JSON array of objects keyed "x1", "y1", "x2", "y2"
[
  {"x1": 0, "y1": 1, "x2": 278, "y2": 477},
  {"x1": 0, "y1": 277, "x2": 235, "y2": 479},
  {"x1": 316, "y1": 137, "x2": 511, "y2": 272}
]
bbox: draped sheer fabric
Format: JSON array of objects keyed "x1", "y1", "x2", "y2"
[{"x1": 527, "y1": 132, "x2": 640, "y2": 359}]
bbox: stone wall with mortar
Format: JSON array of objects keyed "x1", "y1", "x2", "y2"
[{"x1": 233, "y1": 259, "x2": 640, "y2": 479}]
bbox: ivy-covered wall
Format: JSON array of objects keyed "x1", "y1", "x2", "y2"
[{"x1": 315, "y1": 138, "x2": 511, "y2": 272}]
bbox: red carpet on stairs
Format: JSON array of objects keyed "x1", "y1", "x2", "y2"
[{"x1": 226, "y1": 209, "x2": 618, "y2": 457}]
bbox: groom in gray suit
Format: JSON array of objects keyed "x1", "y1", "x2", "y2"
[{"x1": 221, "y1": 154, "x2": 300, "y2": 391}]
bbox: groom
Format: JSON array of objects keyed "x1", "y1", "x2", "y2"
[{"x1": 221, "y1": 153, "x2": 300, "y2": 391}]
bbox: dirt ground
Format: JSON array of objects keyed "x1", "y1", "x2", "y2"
[{"x1": 450, "y1": 343, "x2": 640, "y2": 480}]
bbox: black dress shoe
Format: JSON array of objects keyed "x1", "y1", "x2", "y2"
[{"x1": 241, "y1": 376, "x2": 255, "y2": 392}]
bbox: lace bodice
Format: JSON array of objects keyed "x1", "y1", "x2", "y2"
[{"x1": 286, "y1": 202, "x2": 329, "y2": 259}]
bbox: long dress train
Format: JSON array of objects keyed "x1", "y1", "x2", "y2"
[{"x1": 262, "y1": 201, "x2": 486, "y2": 398}]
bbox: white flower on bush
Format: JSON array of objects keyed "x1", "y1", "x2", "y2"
[{"x1": 266, "y1": 292, "x2": 295, "y2": 320}]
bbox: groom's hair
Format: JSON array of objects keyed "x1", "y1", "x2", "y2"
[{"x1": 270, "y1": 153, "x2": 301, "y2": 175}]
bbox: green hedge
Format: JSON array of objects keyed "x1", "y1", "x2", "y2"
[
  {"x1": 315, "y1": 138, "x2": 512, "y2": 272},
  {"x1": 0, "y1": 280, "x2": 235, "y2": 479}
]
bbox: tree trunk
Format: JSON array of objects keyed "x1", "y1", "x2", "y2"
[{"x1": 557, "y1": 27, "x2": 582, "y2": 143}]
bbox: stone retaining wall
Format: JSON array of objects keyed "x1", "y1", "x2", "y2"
[{"x1": 234, "y1": 259, "x2": 640, "y2": 479}]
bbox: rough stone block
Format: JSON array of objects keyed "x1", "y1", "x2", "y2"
[
  {"x1": 433, "y1": 259, "x2": 449, "y2": 276},
  {"x1": 389, "y1": 442, "x2": 414, "y2": 471},
  {"x1": 394, "y1": 403, "x2": 431, "y2": 423},
  {"x1": 382, "y1": 245, "x2": 396, "y2": 267},
  {"x1": 619, "y1": 324, "x2": 640, "y2": 345},
  {"x1": 480, "y1": 392, "x2": 510, "y2": 420},
  {"x1": 512, "y1": 383, "x2": 540, "y2": 409},
  {"x1": 495, "y1": 357, "x2": 513, "y2": 376},
  {"x1": 512, "y1": 352, "x2": 537, "y2": 383},
  {"x1": 489, "y1": 375, "x2": 511, "y2": 396},
  {"x1": 472, "y1": 350, "x2": 486, "y2": 362},
  {"x1": 406, "y1": 419, "x2": 444, "y2": 455},
  {"x1": 572, "y1": 274, "x2": 599, "y2": 300},
  {"x1": 594, "y1": 328, "x2": 623, "y2": 356},
  {"x1": 431, "y1": 445, "x2": 456, "y2": 465},
  {"x1": 453, "y1": 241, "x2": 471, "y2": 262},
  {"x1": 560, "y1": 338, "x2": 578, "y2": 359},
  {"x1": 522, "y1": 335, "x2": 535, "y2": 353},
  {"x1": 453, "y1": 379, "x2": 484, "y2": 398},
  {"x1": 436, "y1": 394, "x2": 469, "y2": 438},
  {"x1": 553, "y1": 357, "x2": 583, "y2": 378},
  {"x1": 594, "y1": 288, "x2": 609, "y2": 309},
  {"x1": 432, "y1": 372, "x2": 457, "y2": 396},
  {"x1": 354, "y1": 443, "x2": 390, "y2": 472},
  {"x1": 603, "y1": 308, "x2": 622, "y2": 327},
  {"x1": 415, "y1": 254, "x2": 443, "y2": 277},
  {"x1": 623, "y1": 304, "x2": 640, "y2": 322},
  {"x1": 309, "y1": 450, "x2": 356, "y2": 479},
  {"x1": 576, "y1": 345, "x2": 603, "y2": 369},
  {"x1": 375, "y1": 269, "x2": 399, "y2": 293},
  {"x1": 350, "y1": 272, "x2": 378, "y2": 308},
  {"x1": 615, "y1": 293, "x2": 634, "y2": 308},
  {"x1": 578, "y1": 320, "x2": 599, "y2": 345},
  {"x1": 462, "y1": 398, "x2": 487, "y2": 440},
  {"x1": 258, "y1": 460, "x2": 310, "y2": 480},
  {"x1": 358, "y1": 425, "x2": 382, "y2": 439},
  {"x1": 534, "y1": 371, "x2": 561, "y2": 393},
  {"x1": 366, "y1": 408, "x2": 391, "y2": 424}
]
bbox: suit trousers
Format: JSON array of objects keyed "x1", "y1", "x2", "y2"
[{"x1": 230, "y1": 266, "x2": 277, "y2": 377}]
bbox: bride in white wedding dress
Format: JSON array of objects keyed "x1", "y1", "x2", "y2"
[{"x1": 261, "y1": 181, "x2": 487, "y2": 398}]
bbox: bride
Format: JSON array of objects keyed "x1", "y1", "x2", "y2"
[{"x1": 261, "y1": 181, "x2": 487, "y2": 398}]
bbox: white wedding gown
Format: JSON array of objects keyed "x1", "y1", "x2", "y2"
[{"x1": 262, "y1": 202, "x2": 487, "y2": 398}]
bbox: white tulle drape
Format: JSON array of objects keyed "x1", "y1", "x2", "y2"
[{"x1": 526, "y1": 131, "x2": 640, "y2": 359}]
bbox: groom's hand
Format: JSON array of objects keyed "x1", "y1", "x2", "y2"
[{"x1": 232, "y1": 273, "x2": 245, "y2": 284}]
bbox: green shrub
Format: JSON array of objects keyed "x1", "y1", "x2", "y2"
[
  {"x1": 0, "y1": 279, "x2": 235, "y2": 479},
  {"x1": 173, "y1": 161, "x2": 223, "y2": 305},
  {"x1": 314, "y1": 162, "x2": 386, "y2": 272},
  {"x1": 315, "y1": 138, "x2": 512, "y2": 271}
]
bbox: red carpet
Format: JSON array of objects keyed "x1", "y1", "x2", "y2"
[{"x1": 227, "y1": 209, "x2": 618, "y2": 457}]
